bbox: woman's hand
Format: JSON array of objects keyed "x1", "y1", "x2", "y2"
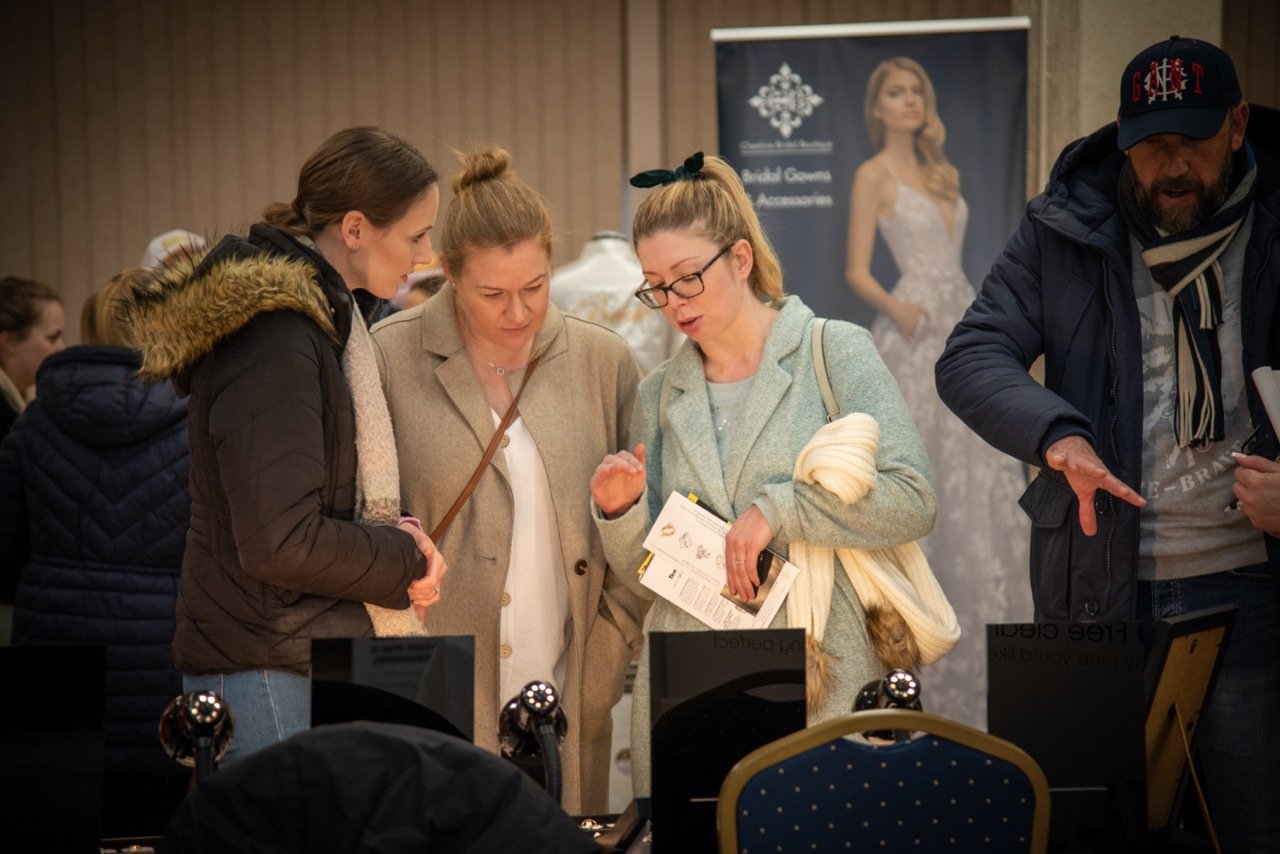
[
  {"x1": 400, "y1": 521, "x2": 448, "y2": 618},
  {"x1": 724, "y1": 505, "x2": 775, "y2": 602},
  {"x1": 591, "y1": 444, "x2": 646, "y2": 519},
  {"x1": 889, "y1": 299, "x2": 928, "y2": 340}
]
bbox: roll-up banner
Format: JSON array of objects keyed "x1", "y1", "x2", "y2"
[{"x1": 714, "y1": 18, "x2": 1029, "y2": 327}]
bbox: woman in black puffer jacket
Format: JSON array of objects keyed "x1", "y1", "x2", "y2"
[{"x1": 0, "y1": 270, "x2": 190, "y2": 835}]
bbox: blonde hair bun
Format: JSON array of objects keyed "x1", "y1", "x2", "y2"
[
  {"x1": 439, "y1": 147, "x2": 554, "y2": 276},
  {"x1": 452, "y1": 148, "x2": 512, "y2": 193}
]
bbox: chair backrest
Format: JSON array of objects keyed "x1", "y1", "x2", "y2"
[{"x1": 718, "y1": 709, "x2": 1050, "y2": 854}]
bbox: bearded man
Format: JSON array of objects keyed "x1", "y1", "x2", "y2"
[{"x1": 936, "y1": 36, "x2": 1278, "y2": 851}]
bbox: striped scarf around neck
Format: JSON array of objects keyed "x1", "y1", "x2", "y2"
[{"x1": 1119, "y1": 145, "x2": 1257, "y2": 448}]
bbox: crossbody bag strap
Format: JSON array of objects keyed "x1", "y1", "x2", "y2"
[
  {"x1": 811, "y1": 317, "x2": 840, "y2": 422},
  {"x1": 429, "y1": 353, "x2": 543, "y2": 542}
]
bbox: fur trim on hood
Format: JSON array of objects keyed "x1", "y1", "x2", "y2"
[{"x1": 123, "y1": 245, "x2": 339, "y2": 383}]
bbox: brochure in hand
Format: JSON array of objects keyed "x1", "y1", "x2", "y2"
[{"x1": 638, "y1": 492, "x2": 798, "y2": 630}]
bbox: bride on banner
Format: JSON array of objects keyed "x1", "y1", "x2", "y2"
[{"x1": 844, "y1": 56, "x2": 1033, "y2": 729}]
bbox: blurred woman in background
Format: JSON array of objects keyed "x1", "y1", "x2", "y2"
[{"x1": 0, "y1": 276, "x2": 64, "y2": 443}]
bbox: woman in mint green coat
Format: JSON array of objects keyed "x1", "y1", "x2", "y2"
[{"x1": 591, "y1": 152, "x2": 937, "y2": 797}]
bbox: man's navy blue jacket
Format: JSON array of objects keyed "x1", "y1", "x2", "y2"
[{"x1": 936, "y1": 105, "x2": 1280, "y2": 621}]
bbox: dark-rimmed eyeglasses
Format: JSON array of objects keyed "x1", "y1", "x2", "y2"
[{"x1": 634, "y1": 244, "x2": 733, "y2": 309}]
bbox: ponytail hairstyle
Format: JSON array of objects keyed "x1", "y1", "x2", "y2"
[
  {"x1": 631, "y1": 153, "x2": 784, "y2": 302},
  {"x1": 82, "y1": 269, "x2": 146, "y2": 347},
  {"x1": 262, "y1": 126, "x2": 438, "y2": 236},
  {"x1": 864, "y1": 57, "x2": 959, "y2": 201},
  {"x1": 438, "y1": 147, "x2": 554, "y2": 277}
]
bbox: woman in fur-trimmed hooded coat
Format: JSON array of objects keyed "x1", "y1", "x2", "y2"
[
  {"x1": 122, "y1": 126, "x2": 445, "y2": 763},
  {"x1": 122, "y1": 224, "x2": 432, "y2": 758}
]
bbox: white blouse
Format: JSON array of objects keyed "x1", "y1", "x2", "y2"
[{"x1": 494, "y1": 412, "x2": 571, "y2": 711}]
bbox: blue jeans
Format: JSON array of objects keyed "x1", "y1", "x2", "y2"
[
  {"x1": 182, "y1": 670, "x2": 310, "y2": 766},
  {"x1": 1138, "y1": 565, "x2": 1279, "y2": 854}
]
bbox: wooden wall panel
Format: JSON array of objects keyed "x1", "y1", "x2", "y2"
[
  {"x1": 1225, "y1": 0, "x2": 1279, "y2": 108},
  {"x1": 0, "y1": 4, "x2": 45, "y2": 278},
  {"x1": 238, "y1": 2, "x2": 272, "y2": 232},
  {"x1": 52, "y1": 1, "x2": 92, "y2": 299},
  {"x1": 18, "y1": 0, "x2": 1271, "y2": 334},
  {"x1": 0, "y1": 0, "x2": 628, "y2": 333}
]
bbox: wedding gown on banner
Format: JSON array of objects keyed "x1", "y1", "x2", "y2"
[{"x1": 868, "y1": 172, "x2": 1033, "y2": 730}]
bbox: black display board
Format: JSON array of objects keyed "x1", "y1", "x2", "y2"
[
  {"x1": 987, "y1": 622, "x2": 1148, "y2": 848},
  {"x1": 0, "y1": 645, "x2": 106, "y2": 850},
  {"x1": 649, "y1": 629, "x2": 806, "y2": 853},
  {"x1": 311, "y1": 636, "x2": 475, "y2": 741}
]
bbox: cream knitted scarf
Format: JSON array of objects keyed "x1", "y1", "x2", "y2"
[
  {"x1": 343, "y1": 308, "x2": 427, "y2": 637},
  {"x1": 0, "y1": 366, "x2": 28, "y2": 419},
  {"x1": 785, "y1": 412, "x2": 959, "y2": 708}
]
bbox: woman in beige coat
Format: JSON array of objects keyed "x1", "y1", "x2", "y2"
[{"x1": 371, "y1": 148, "x2": 648, "y2": 815}]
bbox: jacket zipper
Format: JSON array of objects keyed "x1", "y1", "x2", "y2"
[
  {"x1": 1100, "y1": 260, "x2": 1119, "y2": 616},
  {"x1": 324, "y1": 409, "x2": 340, "y2": 516}
]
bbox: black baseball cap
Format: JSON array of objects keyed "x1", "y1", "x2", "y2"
[{"x1": 1116, "y1": 36, "x2": 1241, "y2": 150}]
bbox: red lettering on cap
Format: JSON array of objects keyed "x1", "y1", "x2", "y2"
[
  {"x1": 1170, "y1": 58, "x2": 1184, "y2": 92},
  {"x1": 1192, "y1": 62, "x2": 1204, "y2": 94},
  {"x1": 1132, "y1": 71, "x2": 1143, "y2": 102}
]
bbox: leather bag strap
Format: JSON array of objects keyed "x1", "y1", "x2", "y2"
[{"x1": 429, "y1": 354, "x2": 542, "y2": 542}]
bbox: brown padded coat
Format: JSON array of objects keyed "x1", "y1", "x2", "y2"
[{"x1": 124, "y1": 226, "x2": 425, "y2": 676}]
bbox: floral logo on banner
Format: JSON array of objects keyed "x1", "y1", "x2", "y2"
[{"x1": 748, "y1": 62, "x2": 824, "y2": 139}]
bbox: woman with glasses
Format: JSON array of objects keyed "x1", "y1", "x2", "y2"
[
  {"x1": 590, "y1": 152, "x2": 937, "y2": 797},
  {"x1": 371, "y1": 148, "x2": 649, "y2": 815},
  {"x1": 846, "y1": 58, "x2": 1032, "y2": 729}
]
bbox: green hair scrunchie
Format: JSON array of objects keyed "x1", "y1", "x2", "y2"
[{"x1": 629, "y1": 151, "x2": 705, "y2": 188}]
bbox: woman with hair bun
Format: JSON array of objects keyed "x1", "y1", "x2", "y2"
[
  {"x1": 372, "y1": 148, "x2": 648, "y2": 814},
  {"x1": 845, "y1": 57, "x2": 1031, "y2": 728},
  {"x1": 120, "y1": 126, "x2": 448, "y2": 763}
]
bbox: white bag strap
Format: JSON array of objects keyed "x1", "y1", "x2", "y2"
[{"x1": 811, "y1": 317, "x2": 839, "y2": 422}]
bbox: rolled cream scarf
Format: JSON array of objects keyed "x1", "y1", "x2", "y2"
[
  {"x1": 343, "y1": 307, "x2": 428, "y2": 637},
  {"x1": 786, "y1": 412, "x2": 959, "y2": 708}
]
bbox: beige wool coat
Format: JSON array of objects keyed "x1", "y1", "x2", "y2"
[{"x1": 370, "y1": 284, "x2": 649, "y2": 815}]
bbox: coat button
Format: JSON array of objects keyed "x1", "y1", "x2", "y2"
[
  {"x1": 500, "y1": 433, "x2": 510, "y2": 448},
  {"x1": 574, "y1": 559, "x2": 588, "y2": 576},
  {"x1": 501, "y1": 591, "x2": 511, "y2": 606},
  {"x1": 500, "y1": 643, "x2": 513, "y2": 658},
  {"x1": 1083, "y1": 599, "x2": 1099, "y2": 618}
]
